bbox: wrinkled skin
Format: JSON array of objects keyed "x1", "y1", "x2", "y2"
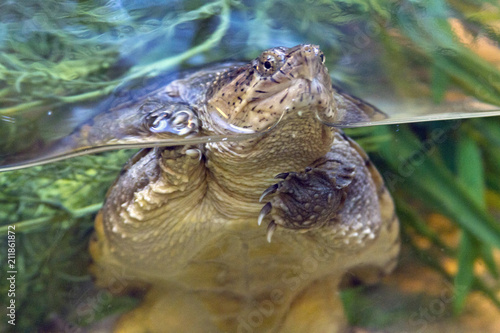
[{"x1": 89, "y1": 45, "x2": 400, "y2": 333}]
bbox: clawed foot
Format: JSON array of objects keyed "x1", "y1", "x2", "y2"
[
  {"x1": 143, "y1": 102, "x2": 199, "y2": 136},
  {"x1": 258, "y1": 165, "x2": 355, "y2": 242}
]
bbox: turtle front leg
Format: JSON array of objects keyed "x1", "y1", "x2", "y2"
[
  {"x1": 258, "y1": 150, "x2": 356, "y2": 241},
  {"x1": 89, "y1": 145, "x2": 211, "y2": 333}
]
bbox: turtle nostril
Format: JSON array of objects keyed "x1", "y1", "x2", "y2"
[{"x1": 301, "y1": 45, "x2": 323, "y2": 63}]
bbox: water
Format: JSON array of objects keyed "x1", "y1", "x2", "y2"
[
  {"x1": 2, "y1": 1, "x2": 500, "y2": 171},
  {"x1": 1, "y1": 1, "x2": 499, "y2": 332}
]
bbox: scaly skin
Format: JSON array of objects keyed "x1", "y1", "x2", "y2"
[{"x1": 89, "y1": 45, "x2": 400, "y2": 333}]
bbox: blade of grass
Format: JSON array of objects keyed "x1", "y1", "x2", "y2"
[
  {"x1": 455, "y1": 135, "x2": 498, "y2": 280},
  {"x1": 395, "y1": 197, "x2": 455, "y2": 257},
  {"x1": 456, "y1": 134, "x2": 485, "y2": 208},
  {"x1": 453, "y1": 230, "x2": 477, "y2": 314},
  {"x1": 431, "y1": 60, "x2": 450, "y2": 103},
  {"x1": 380, "y1": 126, "x2": 500, "y2": 248},
  {"x1": 456, "y1": 132, "x2": 497, "y2": 279}
]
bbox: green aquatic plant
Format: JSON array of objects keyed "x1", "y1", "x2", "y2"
[
  {"x1": 0, "y1": 151, "x2": 133, "y2": 331},
  {"x1": 372, "y1": 117, "x2": 500, "y2": 315},
  {"x1": 0, "y1": 0, "x2": 231, "y2": 115},
  {"x1": 342, "y1": 117, "x2": 500, "y2": 329},
  {"x1": 1, "y1": 0, "x2": 500, "y2": 331}
]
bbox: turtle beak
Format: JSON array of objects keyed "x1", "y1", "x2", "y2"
[{"x1": 295, "y1": 44, "x2": 325, "y2": 81}]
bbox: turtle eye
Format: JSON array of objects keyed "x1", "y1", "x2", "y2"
[{"x1": 256, "y1": 52, "x2": 282, "y2": 76}]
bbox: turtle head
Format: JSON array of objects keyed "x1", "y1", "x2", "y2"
[{"x1": 206, "y1": 44, "x2": 336, "y2": 134}]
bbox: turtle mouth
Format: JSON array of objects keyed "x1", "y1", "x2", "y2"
[
  {"x1": 247, "y1": 77, "x2": 333, "y2": 118},
  {"x1": 209, "y1": 77, "x2": 334, "y2": 134}
]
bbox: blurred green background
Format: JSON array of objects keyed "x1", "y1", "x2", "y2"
[{"x1": 1, "y1": 0, "x2": 500, "y2": 331}]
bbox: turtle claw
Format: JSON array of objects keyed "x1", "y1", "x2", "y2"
[
  {"x1": 259, "y1": 183, "x2": 279, "y2": 202},
  {"x1": 185, "y1": 148, "x2": 202, "y2": 161},
  {"x1": 266, "y1": 221, "x2": 277, "y2": 243},
  {"x1": 258, "y1": 167, "x2": 351, "y2": 233},
  {"x1": 275, "y1": 172, "x2": 290, "y2": 179},
  {"x1": 258, "y1": 202, "x2": 272, "y2": 226}
]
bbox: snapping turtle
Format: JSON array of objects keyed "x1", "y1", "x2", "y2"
[{"x1": 89, "y1": 44, "x2": 400, "y2": 332}]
